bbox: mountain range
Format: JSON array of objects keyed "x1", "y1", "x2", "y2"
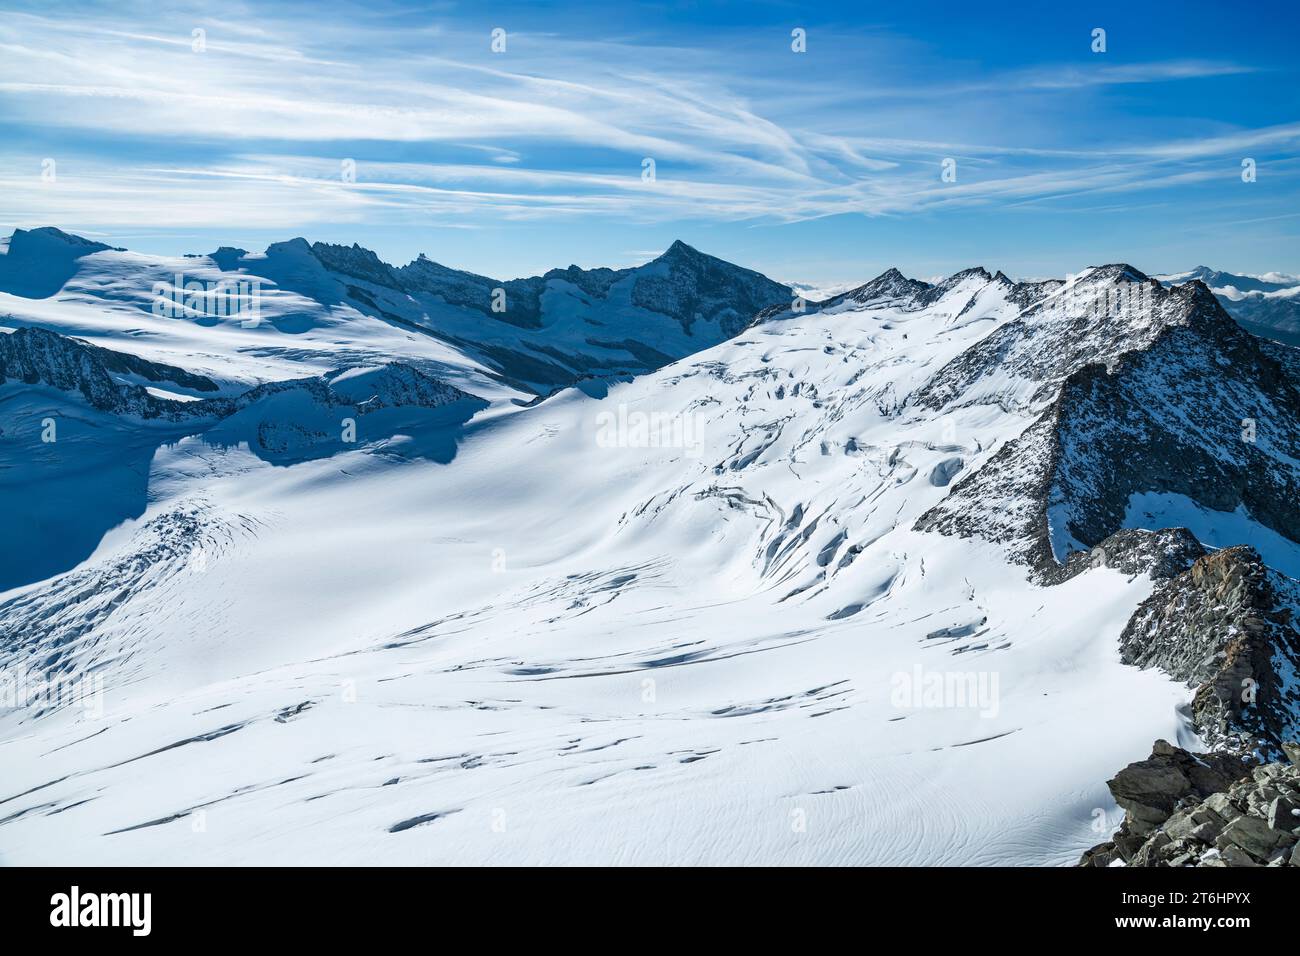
[{"x1": 1, "y1": 227, "x2": 1299, "y2": 867}]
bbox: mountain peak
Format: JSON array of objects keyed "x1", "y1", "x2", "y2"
[
  {"x1": 1082, "y1": 263, "x2": 1150, "y2": 284},
  {"x1": 816, "y1": 267, "x2": 930, "y2": 310},
  {"x1": 0, "y1": 227, "x2": 123, "y2": 298},
  {"x1": 947, "y1": 266, "x2": 994, "y2": 283},
  {"x1": 310, "y1": 241, "x2": 399, "y2": 287},
  {"x1": 655, "y1": 239, "x2": 706, "y2": 264},
  {"x1": 265, "y1": 237, "x2": 313, "y2": 255},
  {"x1": 7, "y1": 226, "x2": 118, "y2": 255}
]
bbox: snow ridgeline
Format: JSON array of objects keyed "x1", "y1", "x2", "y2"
[{"x1": 1, "y1": 230, "x2": 1299, "y2": 865}]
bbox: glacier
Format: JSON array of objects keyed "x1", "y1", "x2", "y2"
[{"x1": 1, "y1": 229, "x2": 1297, "y2": 866}]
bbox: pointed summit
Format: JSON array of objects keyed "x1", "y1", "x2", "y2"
[
  {"x1": 0, "y1": 227, "x2": 122, "y2": 299},
  {"x1": 1081, "y1": 263, "x2": 1150, "y2": 284},
  {"x1": 310, "y1": 241, "x2": 399, "y2": 287},
  {"x1": 947, "y1": 266, "x2": 994, "y2": 283},
  {"x1": 656, "y1": 239, "x2": 703, "y2": 263},
  {"x1": 821, "y1": 267, "x2": 931, "y2": 309},
  {"x1": 7, "y1": 226, "x2": 118, "y2": 254}
]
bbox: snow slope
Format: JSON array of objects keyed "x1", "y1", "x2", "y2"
[{"x1": 1, "y1": 241, "x2": 1295, "y2": 866}]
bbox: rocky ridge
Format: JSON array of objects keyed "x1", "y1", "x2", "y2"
[
  {"x1": 914, "y1": 277, "x2": 1300, "y2": 578},
  {"x1": 1119, "y1": 546, "x2": 1300, "y2": 760},
  {"x1": 1080, "y1": 740, "x2": 1300, "y2": 867},
  {"x1": 1, "y1": 326, "x2": 474, "y2": 432},
  {"x1": 0, "y1": 326, "x2": 211, "y2": 420}
]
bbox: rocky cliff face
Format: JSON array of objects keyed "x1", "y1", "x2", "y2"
[
  {"x1": 1046, "y1": 526, "x2": 1207, "y2": 585},
  {"x1": 914, "y1": 266, "x2": 1190, "y2": 412},
  {"x1": 915, "y1": 276, "x2": 1300, "y2": 577},
  {"x1": 1119, "y1": 547, "x2": 1300, "y2": 759},
  {"x1": 0, "y1": 326, "x2": 207, "y2": 420},
  {"x1": 394, "y1": 253, "x2": 546, "y2": 330},
  {"x1": 321, "y1": 237, "x2": 790, "y2": 339},
  {"x1": 301, "y1": 239, "x2": 792, "y2": 389},
  {"x1": 1, "y1": 326, "x2": 474, "y2": 436},
  {"x1": 1081, "y1": 740, "x2": 1300, "y2": 867},
  {"x1": 629, "y1": 241, "x2": 791, "y2": 337}
]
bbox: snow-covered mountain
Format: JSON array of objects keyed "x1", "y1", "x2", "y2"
[
  {"x1": 1158, "y1": 265, "x2": 1300, "y2": 347},
  {"x1": 2, "y1": 232, "x2": 1299, "y2": 866},
  {"x1": 0, "y1": 227, "x2": 792, "y2": 396}
]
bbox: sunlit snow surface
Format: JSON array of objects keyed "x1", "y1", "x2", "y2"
[{"x1": 0, "y1": 268, "x2": 1200, "y2": 866}]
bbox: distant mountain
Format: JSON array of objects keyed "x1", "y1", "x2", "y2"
[
  {"x1": 817, "y1": 267, "x2": 932, "y2": 309},
  {"x1": 1160, "y1": 265, "x2": 1298, "y2": 295},
  {"x1": 1158, "y1": 265, "x2": 1300, "y2": 346},
  {"x1": 917, "y1": 269, "x2": 1300, "y2": 586},
  {"x1": 0, "y1": 226, "x2": 122, "y2": 298},
  {"x1": 7, "y1": 233, "x2": 1300, "y2": 867},
  {"x1": 238, "y1": 236, "x2": 792, "y2": 391},
  {"x1": 0, "y1": 229, "x2": 791, "y2": 395}
]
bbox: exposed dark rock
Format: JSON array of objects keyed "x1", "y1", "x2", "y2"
[
  {"x1": 1, "y1": 327, "x2": 474, "y2": 432},
  {"x1": 0, "y1": 326, "x2": 199, "y2": 420},
  {"x1": 309, "y1": 241, "x2": 401, "y2": 288},
  {"x1": 1078, "y1": 740, "x2": 1300, "y2": 867},
  {"x1": 629, "y1": 240, "x2": 790, "y2": 337},
  {"x1": 1042, "y1": 527, "x2": 1205, "y2": 586},
  {"x1": 817, "y1": 267, "x2": 932, "y2": 310},
  {"x1": 81, "y1": 341, "x2": 220, "y2": 393},
  {"x1": 915, "y1": 276, "x2": 1300, "y2": 582},
  {"x1": 394, "y1": 254, "x2": 545, "y2": 329},
  {"x1": 543, "y1": 263, "x2": 630, "y2": 299},
  {"x1": 1118, "y1": 547, "x2": 1300, "y2": 758}
]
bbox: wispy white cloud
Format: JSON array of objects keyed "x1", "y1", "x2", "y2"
[{"x1": 0, "y1": 4, "x2": 1295, "y2": 241}]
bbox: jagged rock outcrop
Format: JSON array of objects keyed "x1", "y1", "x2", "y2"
[
  {"x1": 1119, "y1": 547, "x2": 1300, "y2": 758},
  {"x1": 1044, "y1": 527, "x2": 1206, "y2": 586},
  {"x1": 227, "y1": 363, "x2": 472, "y2": 417},
  {"x1": 309, "y1": 241, "x2": 402, "y2": 288},
  {"x1": 818, "y1": 267, "x2": 932, "y2": 309},
  {"x1": 0, "y1": 326, "x2": 210, "y2": 420},
  {"x1": 81, "y1": 341, "x2": 219, "y2": 393},
  {"x1": 1, "y1": 327, "x2": 475, "y2": 433},
  {"x1": 913, "y1": 265, "x2": 1180, "y2": 411},
  {"x1": 1081, "y1": 740, "x2": 1300, "y2": 867},
  {"x1": 1006, "y1": 277, "x2": 1065, "y2": 311},
  {"x1": 394, "y1": 254, "x2": 546, "y2": 329},
  {"x1": 915, "y1": 275, "x2": 1300, "y2": 576},
  {"x1": 628, "y1": 240, "x2": 790, "y2": 336}
]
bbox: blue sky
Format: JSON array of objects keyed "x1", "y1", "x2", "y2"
[{"x1": 2, "y1": 0, "x2": 1298, "y2": 284}]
